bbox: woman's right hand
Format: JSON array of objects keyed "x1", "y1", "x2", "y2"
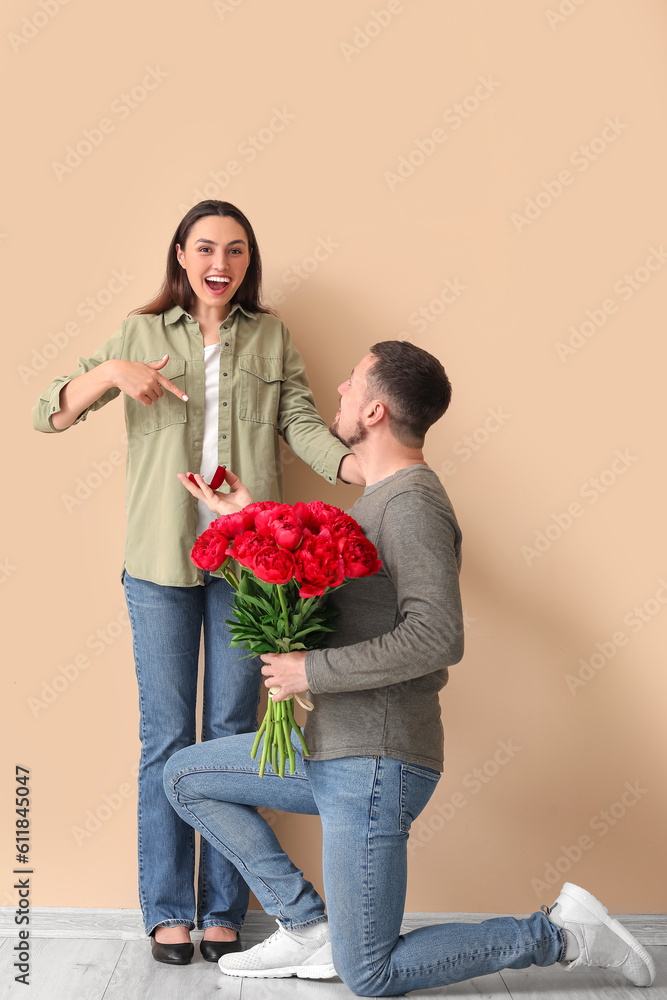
[
  {"x1": 107, "y1": 354, "x2": 188, "y2": 405},
  {"x1": 177, "y1": 468, "x2": 254, "y2": 517}
]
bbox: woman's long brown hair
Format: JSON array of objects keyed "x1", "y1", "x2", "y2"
[{"x1": 131, "y1": 200, "x2": 273, "y2": 316}]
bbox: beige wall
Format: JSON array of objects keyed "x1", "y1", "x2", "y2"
[{"x1": 3, "y1": 0, "x2": 666, "y2": 917}]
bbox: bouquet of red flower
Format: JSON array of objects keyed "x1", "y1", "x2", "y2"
[{"x1": 191, "y1": 499, "x2": 381, "y2": 777}]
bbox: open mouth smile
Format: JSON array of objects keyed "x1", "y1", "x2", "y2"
[{"x1": 204, "y1": 275, "x2": 231, "y2": 295}]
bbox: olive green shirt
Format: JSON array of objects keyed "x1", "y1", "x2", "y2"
[{"x1": 32, "y1": 303, "x2": 351, "y2": 586}]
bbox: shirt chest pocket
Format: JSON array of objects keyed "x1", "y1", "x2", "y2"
[
  {"x1": 139, "y1": 358, "x2": 188, "y2": 434},
  {"x1": 238, "y1": 354, "x2": 285, "y2": 427}
]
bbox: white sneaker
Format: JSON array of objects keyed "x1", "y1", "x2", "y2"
[
  {"x1": 218, "y1": 918, "x2": 337, "y2": 979},
  {"x1": 543, "y1": 882, "x2": 655, "y2": 987}
]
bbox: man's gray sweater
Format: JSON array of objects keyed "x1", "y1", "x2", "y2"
[{"x1": 304, "y1": 465, "x2": 464, "y2": 771}]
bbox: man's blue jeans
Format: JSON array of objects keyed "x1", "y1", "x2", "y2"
[
  {"x1": 123, "y1": 570, "x2": 262, "y2": 935},
  {"x1": 164, "y1": 733, "x2": 564, "y2": 995}
]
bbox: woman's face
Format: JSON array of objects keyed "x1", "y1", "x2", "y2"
[{"x1": 176, "y1": 215, "x2": 252, "y2": 314}]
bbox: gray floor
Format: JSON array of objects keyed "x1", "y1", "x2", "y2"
[{"x1": 0, "y1": 912, "x2": 664, "y2": 999}]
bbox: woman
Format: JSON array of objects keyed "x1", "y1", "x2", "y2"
[{"x1": 32, "y1": 201, "x2": 361, "y2": 964}]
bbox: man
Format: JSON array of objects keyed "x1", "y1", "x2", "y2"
[{"x1": 166, "y1": 341, "x2": 655, "y2": 993}]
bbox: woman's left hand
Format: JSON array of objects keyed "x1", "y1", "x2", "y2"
[{"x1": 260, "y1": 651, "x2": 308, "y2": 701}]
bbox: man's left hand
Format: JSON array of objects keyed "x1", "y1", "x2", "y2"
[{"x1": 260, "y1": 651, "x2": 308, "y2": 701}]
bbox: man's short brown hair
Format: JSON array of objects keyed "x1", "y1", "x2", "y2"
[{"x1": 366, "y1": 341, "x2": 452, "y2": 446}]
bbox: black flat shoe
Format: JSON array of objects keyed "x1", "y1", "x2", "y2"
[
  {"x1": 199, "y1": 935, "x2": 242, "y2": 962},
  {"x1": 150, "y1": 930, "x2": 194, "y2": 965}
]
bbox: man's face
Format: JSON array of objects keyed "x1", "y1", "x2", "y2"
[{"x1": 330, "y1": 354, "x2": 375, "y2": 448}]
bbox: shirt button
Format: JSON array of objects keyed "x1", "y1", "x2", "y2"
[
  {"x1": 224, "y1": 342, "x2": 230, "y2": 347},
  {"x1": 222, "y1": 402, "x2": 228, "y2": 406},
  {"x1": 223, "y1": 372, "x2": 228, "y2": 377},
  {"x1": 222, "y1": 434, "x2": 227, "y2": 440}
]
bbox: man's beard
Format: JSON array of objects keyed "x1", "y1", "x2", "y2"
[{"x1": 329, "y1": 414, "x2": 367, "y2": 449}]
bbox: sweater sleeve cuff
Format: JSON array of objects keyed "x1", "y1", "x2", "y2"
[{"x1": 305, "y1": 649, "x2": 326, "y2": 694}]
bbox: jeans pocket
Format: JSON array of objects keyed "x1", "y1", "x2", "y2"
[{"x1": 399, "y1": 763, "x2": 440, "y2": 834}]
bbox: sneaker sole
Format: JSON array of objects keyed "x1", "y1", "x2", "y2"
[
  {"x1": 218, "y1": 962, "x2": 337, "y2": 979},
  {"x1": 559, "y1": 882, "x2": 656, "y2": 987}
]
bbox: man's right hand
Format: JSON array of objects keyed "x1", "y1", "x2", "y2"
[{"x1": 107, "y1": 354, "x2": 188, "y2": 405}]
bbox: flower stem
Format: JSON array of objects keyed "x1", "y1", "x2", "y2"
[
  {"x1": 250, "y1": 715, "x2": 268, "y2": 759},
  {"x1": 258, "y1": 701, "x2": 273, "y2": 777},
  {"x1": 277, "y1": 584, "x2": 290, "y2": 637},
  {"x1": 286, "y1": 698, "x2": 310, "y2": 756}
]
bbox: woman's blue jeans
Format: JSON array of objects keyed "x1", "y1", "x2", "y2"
[
  {"x1": 164, "y1": 733, "x2": 564, "y2": 996},
  {"x1": 123, "y1": 570, "x2": 262, "y2": 935}
]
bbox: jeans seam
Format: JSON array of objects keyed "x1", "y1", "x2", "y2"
[
  {"x1": 173, "y1": 765, "x2": 310, "y2": 780},
  {"x1": 285, "y1": 916, "x2": 328, "y2": 931},
  {"x1": 125, "y1": 585, "x2": 149, "y2": 926},
  {"x1": 201, "y1": 920, "x2": 242, "y2": 931},
  {"x1": 168, "y1": 778, "x2": 288, "y2": 922},
  {"x1": 147, "y1": 918, "x2": 196, "y2": 936},
  {"x1": 363, "y1": 756, "x2": 382, "y2": 976}
]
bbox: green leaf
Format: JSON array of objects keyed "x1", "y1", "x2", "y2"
[
  {"x1": 236, "y1": 593, "x2": 274, "y2": 614},
  {"x1": 292, "y1": 624, "x2": 335, "y2": 640}
]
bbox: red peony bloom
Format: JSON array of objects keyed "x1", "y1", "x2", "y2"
[
  {"x1": 242, "y1": 501, "x2": 282, "y2": 527},
  {"x1": 191, "y1": 529, "x2": 232, "y2": 572},
  {"x1": 254, "y1": 503, "x2": 293, "y2": 537},
  {"x1": 230, "y1": 530, "x2": 268, "y2": 568},
  {"x1": 324, "y1": 514, "x2": 366, "y2": 553},
  {"x1": 269, "y1": 510, "x2": 304, "y2": 551},
  {"x1": 306, "y1": 500, "x2": 346, "y2": 527},
  {"x1": 208, "y1": 511, "x2": 252, "y2": 537},
  {"x1": 292, "y1": 501, "x2": 317, "y2": 531},
  {"x1": 295, "y1": 535, "x2": 346, "y2": 598},
  {"x1": 253, "y1": 542, "x2": 296, "y2": 585},
  {"x1": 341, "y1": 534, "x2": 382, "y2": 578}
]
